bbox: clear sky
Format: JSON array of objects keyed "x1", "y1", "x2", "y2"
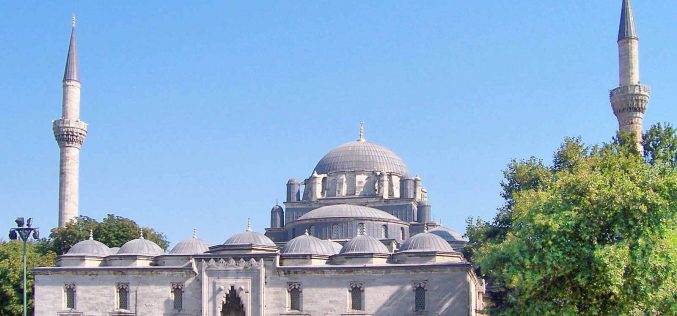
[{"x1": 1, "y1": 1, "x2": 675, "y2": 248}]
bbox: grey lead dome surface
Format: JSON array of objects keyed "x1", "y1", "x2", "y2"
[
  {"x1": 339, "y1": 234, "x2": 390, "y2": 255},
  {"x1": 399, "y1": 232, "x2": 454, "y2": 253},
  {"x1": 314, "y1": 140, "x2": 410, "y2": 176},
  {"x1": 118, "y1": 238, "x2": 164, "y2": 256},
  {"x1": 224, "y1": 231, "x2": 276, "y2": 247},
  {"x1": 428, "y1": 226, "x2": 465, "y2": 242},
  {"x1": 297, "y1": 204, "x2": 400, "y2": 221},
  {"x1": 170, "y1": 238, "x2": 210, "y2": 255},
  {"x1": 64, "y1": 239, "x2": 111, "y2": 257},
  {"x1": 282, "y1": 234, "x2": 334, "y2": 256}
]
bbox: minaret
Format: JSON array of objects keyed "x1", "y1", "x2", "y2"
[
  {"x1": 610, "y1": 0, "x2": 650, "y2": 151},
  {"x1": 53, "y1": 16, "x2": 88, "y2": 227}
]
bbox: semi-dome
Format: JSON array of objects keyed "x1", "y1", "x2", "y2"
[
  {"x1": 282, "y1": 233, "x2": 333, "y2": 256},
  {"x1": 339, "y1": 234, "x2": 389, "y2": 255},
  {"x1": 428, "y1": 226, "x2": 465, "y2": 242},
  {"x1": 399, "y1": 232, "x2": 454, "y2": 253},
  {"x1": 224, "y1": 230, "x2": 276, "y2": 247},
  {"x1": 314, "y1": 140, "x2": 410, "y2": 176},
  {"x1": 170, "y1": 234, "x2": 210, "y2": 255},
  {"x1": 297, "y1": 204, "x2": 400, "y2": 222},
  {"x1": 64, "y1": 237, "x2": 111, "y2": 257},
  {"x1": 118, "y1": 237, "x2": 164, "y2": 256}
]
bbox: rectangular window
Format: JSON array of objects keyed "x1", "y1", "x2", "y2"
[
  {"x1": 117, "y1": 283, "x2": 129, "y2": 310},
  {"x1": 288, "y1": 282, "x2": 302, "y2": 311},
  {"x1": 172, "y1": 283, "x2": 184, "y2": 310},
  {"x1": 64, "y1": 283, "x2": 76, "y2": 309},
  {"x1": 349, "y1": 282, "x2": 364, "y2": 311}
]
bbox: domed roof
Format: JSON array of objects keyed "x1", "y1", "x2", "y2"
[
  {"x1": 324, "y1": 240, "x2": 343, "y2": 254},
  {"x1": 224, "y1": 230, "x2": 276, "y2": 247},
  {"x1": 118, "y1": 236, "x2": 164, "y2": 256},
  {"x1": 297, "y1": 204, "x2": 400, "y2": 222},
  {"x1": 282, "y1": 233, "x2": 333, "y2": 256},
  {"x1": 109, "y1": 247, "x2": 120, "y2": 254},
  {"x1": 399, "y1": 232, "x2": 454, "y2": 253},
  {"x1": 339, "y1": 234, "x2": 389, "y2": 255},
  {"x1": 64, "y1": 236, "x2": 111, "y2": 257},
  {"x1": 170, "y1": 232, "x2": 210, "y2": 255},
  {"x1": 271, "y1": 204, "x2": 283, "y2": 212},
  {"x1": 428, "y1": 226, "x2": 465, "y2": 242},
  {"x1": 314, "y1": 140, "x2": 410, "y2": 176}
]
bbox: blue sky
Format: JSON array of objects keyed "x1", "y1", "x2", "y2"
[{"x1": 2, "y1": 1, "x2": 675, "y2": 247}]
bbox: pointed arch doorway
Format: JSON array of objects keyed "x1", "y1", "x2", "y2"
[{"x1": 221, "y1": 285, "x2": 245, "y2": 316}]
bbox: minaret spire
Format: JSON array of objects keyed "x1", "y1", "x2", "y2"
[
  {"x1": 610, "y1": 0, "x2": 649, "y2": 151},
  {"x1": 54, "y1": 17, "x2": 88, "y2": 227}
]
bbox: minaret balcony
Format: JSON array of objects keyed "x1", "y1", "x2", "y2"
[
  {"x1": 53, "y1": 119, "x2": 88, "y2": 147},
  {"x1": 610, "y1": 84, "x2": 650, "y2": 98}
]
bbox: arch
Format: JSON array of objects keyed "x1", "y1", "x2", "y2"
[{"x1": 220, "y1": 286, "x2": 245, "y2": 316}]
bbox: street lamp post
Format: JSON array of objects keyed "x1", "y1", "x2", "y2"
[{"x1": 9, "y1": 217, "x2": 39, "y2": 316}]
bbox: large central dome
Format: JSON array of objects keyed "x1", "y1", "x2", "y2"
[{"x1": 313, "y1": 140, "x2": 410, "y2": 176}]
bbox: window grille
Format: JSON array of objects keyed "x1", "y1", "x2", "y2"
[
  {"x1": 381, "y1": 225, "x2": 388, "y2": 238},
  {"x1": 332, "y1": 224, "x2": 340, "y2": 239},
  {"x1": 401, "y1": 227, "x2": 406, "y2": 240},
  {"x1": 288, "y1": 282, "x2": 302, "y2": 311},
  {"x1": 64, "y1": 283, "x2": 76, "y2": 309},
  {"x1": 413, "y1": 281, "x2": 428, "y2": 312},
  {"x1": 308, "y1": 225, "x2": 314, "y2": 236},
  {"x1": 349, "y1": 282, "x2": 364, "y2": 311},
  {"x1": 357, "y1": 223, "x2": 365, "y2": 235},
  {"x1": 117, "y1": 283, "x2": 129, "y2": 310},
  {"x1": 172, "y1": 283, "x2": 184, "y2": 310}
]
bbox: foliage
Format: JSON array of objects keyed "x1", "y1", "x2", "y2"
[
  {"x1": 467, "y1": 125, "x2": 677, "y2": 315},
  {"x1": 0, "y1": 240, "x2": 56, "y2": 315},
  {"x1": 48, "y1": 214, "x2": 169, "y2": 255}
]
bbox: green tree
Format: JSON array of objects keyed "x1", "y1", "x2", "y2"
[
  {"x1": 0, "y1": 240, "x2": 56, "y2": 316},
  {"x1": 467, "y1": 125, "x2": 677, "y2": 315},
  {"x1": 48, "y1": 214, "x2": 169, "y2": 255},
  {"x1": 644, "y1": 122, "x2": 677, "y2": 166}
]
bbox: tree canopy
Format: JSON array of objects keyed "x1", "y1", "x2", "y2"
[
  {"x1": 466, "y1": 124, "x2": 677, "y2": 315},
  {"x1": 0, "y1": 240, "x2": 56, "y2": 315},
  {"x1": 49, "y1": 214, "x2": 169, "y2": 255}
]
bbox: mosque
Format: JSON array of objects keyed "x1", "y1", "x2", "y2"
[{"x1": 34, "y1": 1, "x2": 649, "y2": 315}]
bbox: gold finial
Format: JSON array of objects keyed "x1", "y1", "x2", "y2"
[
  {"x1": 358, "y1": 121, "x2": 365, "y2": 142},
  {"x1": 246, "y1": 218, "x2": 252, "y2": 232},
  {"x1": 192, "y1": 228, "x2": 197, "y2": 239},
  {"x1": 424, "y1": 224, "x2": 428, "y2": 233},
  {"x1": 72, "y1": 14, "x2": 76, "y2": 28},
  {"x1": 89, "y1": 229, "x2": 93, "y2": 240},
  {"x1": 139, "y1": 228, "x2": 144, "y2": 239},
  {"x1": 304, "y1": 229, "x2": 309, "y2": 235}
]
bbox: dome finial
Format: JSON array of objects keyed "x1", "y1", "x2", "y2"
[
  {"x1": 424, "y1": 224, "x2": 429, "y2": 233},
  {"x1": 139, "y1": 228, "x2": 144, "y2": 239},
  {"x1": 88, "y1": 229, "x2": 93, "y2": 240},
  {"x1": 192, "y1": 228, "x2": 197, "y2": 239},
  {"x1": 246, "y1": 218, "x2": 252, "y2": 232},
  {"x1": 71, "y1": 14, "x2": 76, "y2": 28},
  {"x1": 304, "y1": 229, "x2": 309, "y2": 235},
  {"x1": 358, "y1": 121, "x2": 365, "y2": 142}
]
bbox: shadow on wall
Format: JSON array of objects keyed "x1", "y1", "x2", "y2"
[{"x1": 372, "y1": 279, "x2": 467, "y2": 316}]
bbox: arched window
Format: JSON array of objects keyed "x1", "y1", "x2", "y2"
[
  {"x1": 400, "y1": 227, "x2": 406, "y2": 240},
  {"x1": 349, "y1": 282, "x2": 364, "y2": 311},
  {"x1": 332, "y1": 224, "x2": 340, "y2": 239},
  {"x1": 413, "y1": 281, "x2": 427, "y2": 312},
  {"x1": 357, "y1": 223, "x2": 366, "y2": 235},
  {"x1": 117, "y1": 283, "x2": 129, "y2": 310},
  {"x1": 381, "y1": 225, "x2": 388, "y2": 239},
  {"x1": 64, "y1": 284, "x2": 75, "y2": 309},
  {"x1": 308, "y1": 225, "x2": 315, "y2": 236},
  {"x1": 288, "y1": 282, "x2": 302, "y2": 311},
  {"x1": 172, "y1": 283, "x2": 184, "y2": 310}
]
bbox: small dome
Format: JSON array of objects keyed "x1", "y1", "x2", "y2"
[
  {"x1": 64, "y1": 238, "x2": 110, "y2": 257},
  {"x1": 224, "y1": 231, "x2": 276, "y2": 247},
  {"x1": 282, "y1": 233, "x2": 333, "y2": 256},
  {"x1": 170, "y1": 237, "x2": 210, "y2": 255},
  {"x1": 314, "y1": 140, "x2": 410, "y2": 176},
  {"x1": 340, "y1": 235, "x2": 389, "y2": 255},
  {"x1": 399, "y1": 232, "x2": 454, "y2": 253},
  {"x1": 428, "y1": 226, "x2": 465, "y2": 242},
  {"x1": 297, "y1": 204, "x2": 400, "y2": 222},
  {"x1": 118, "y1": 238, "x2": 164, "y2": 256},
  {"x1": 324, "y1": 240, "x2": 343, "y2": 254}
]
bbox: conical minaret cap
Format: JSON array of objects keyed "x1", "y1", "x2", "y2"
[
  {"x1": 618, "y1": 0, "x2": 637, "y2": 41},
  {"x1": 63, "y1": 16, "x2": 79, "y2": 82}
]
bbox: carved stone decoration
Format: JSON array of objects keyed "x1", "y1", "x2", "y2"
[
  {"x1": 411, "y1": 280, "x2": 428, "y2": 291},
  {"x1": 117, "y1": 283, "x2": 129, "y2": 291},
  {"x1": 287, "y1": 282, "x2": 302, "y2": 293},
  {"x1": 64, "y1": 283, "x2": 76, "y2": 290},
  {"x1": 349, "y1": 281, "x2": 364, "y2": 291},
  {"x1": 171, "y1": 282, "x2": 184, "y2": 291},
  {"x1": 206, "y1": 257, "x2": 263, "y2": 270},
  {"x1": 53, "y1": 119, "x2": 88, "y2": 148}
]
